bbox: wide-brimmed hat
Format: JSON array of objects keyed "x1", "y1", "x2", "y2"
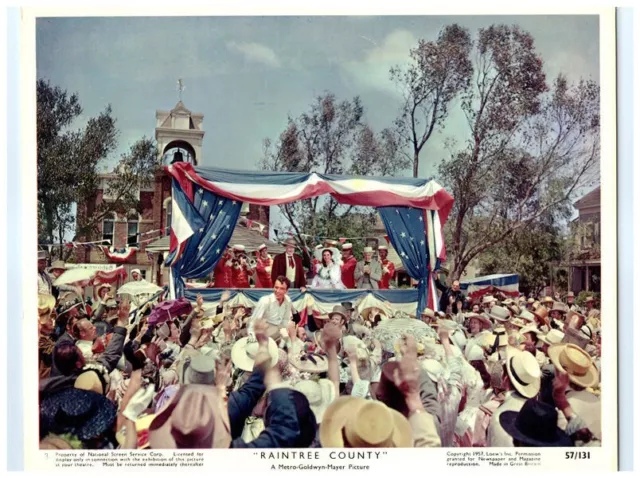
[
  {"x1": 548, "y1": 343, "x2": 599, "y2": 389},
  {"x1": 293, "y1": 379, "x2": 336, "y2": 423},
  {"x1": 179, "y1": 354, "x2": 216, "y2": 385},
  {"x1": 585, "y1": 296, "x2": 595, "y2": 303},
  {"x1": 319, "y1": 396, "x2": 412, "y2": 448},
  {"x1": 499, "y1": 399, "x2": 572, "y2": 447},
  {"x1": 48, "y1": 260, "x2": 67, "y2": 272},
  {"x1": 149, "y1": 385, "x2": 231, "y2": 449},
  {"x1": 488, "y1": 306, "x2": 511, "y2": 322},
  {"x1": 509, "y1": 317, "x2": 527, "y2": 329},
  {"x1": 281, "y1": 238, "x2": 297, "y2": 248},
  {"x1": 361, "y1": 306, "x2": 389, "y2": 323},
  {"x1": 518, "y1": 309, "x2": 536, "y2": 323},
  {"x1": 231, "y1": 337, "x2": 279, "y2": 372},
  {"x1": 532, "y1": 305, "x2": 550, "y2": 327},
  {"x1": 289, "y1": 350, "x2": 330, "y2": 374},
  {"x1": 420, "y1": 308, "x2": 435, "y2": 319},
  {"x1": 482, "y1": 295, "x2": 496, "y2": 305},
  {"x1": 536, "y1": 329, "x2": 565, "y2": 346},
  {"x1": 466, "y1": 313, "x2": 492, "y2": 330},
  {"x1": 543, "y1": 296, "x2": 554, "y2": 304},
  {"x1": 327, "y1": 305, "x2": 348, "y2": 324},
  {"x1": 566, "y1": 310, "x2": 586, "y2": 330},
  {"x1": 567, "y1": 291, "x2": 575, "y2": 298},
  {"x1": 550, "y1": 301, "x2": 569, "y2": 314},
  {"x1": 40, "y1": 388, "x2": 117, "y2": 441},
  {"x1": 505, "y1": 347, "x2": 542, "y2": 398}
]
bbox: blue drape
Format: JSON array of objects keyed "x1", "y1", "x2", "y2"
[
  {"x1": 378, "y1": 206, "x2": 429, "y2": 316},
  {"x1": 170, "y1": 182, "x2": 242, "y2": 297}
]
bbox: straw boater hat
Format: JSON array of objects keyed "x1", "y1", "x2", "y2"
[
  {"x1": 482, "y1": 295, "x2": 496, "y2": 305},
  {"x1": 466, "y1": 313, "x2": 492, "y2": 330},
  {"x1": 488, "y1": 306, "x2": 511, "y2": 323},
  {"x1": 319, "y1": 396, "x2": 413, "y2": 448},
  {"x1": 324, "y1": 239, "x2": 339, "y2": 247},
  {"x1": 257, "y1": 244, "x2": 267, "y2": 252},
  {"x1": 293, "y1": 379, "x2": 336, "y2": 423},
  {"x1": 341, "y1": 243, "x2": 353, "y2": 250},
  {"x1": 231, "y1": 337, "x2": 279, "y2": 372},
  {"x1": 362, "y1": 246, "x2": 374, "y2": 254},
  {"x1": 233, "y1": 245, "x2": 246, "y2": 252},
  {"x1": 505, "y1": 347, "x2": 542, "y2": 398},
  {"x1": 527, "y1": 298, "x2": 535, "y2": 305},
  {"x1": 48, "y1": 260, "x2": 67, "y2": 272},
  {"x1": 282, "y1": 238, "x2": 297, "y2": 248},
  {"x1": 548, "y1": 343, "x2": 599, "y2": 389},
  {"x1": 378, "y1": 245, "x2": 388, "y2": 251},
  {"x1": 543, "y1": 296, "x2": 554, "y2": 305},
  {"x1": 536, "y1": 329, "x2": 565, "y2": 346}
]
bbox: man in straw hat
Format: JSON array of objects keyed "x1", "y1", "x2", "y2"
[
  {"x1": 487, "y1": 347, "x2": 543, "y2": 446},
  {"x1": 566, "y1": 291, "x2": 579, "y2": 311},
  {"x1": 355, "y1": 247, "x2": 382, "y2": 290},
  {"x1": 254, "y1": 244, "x2": 273, "y2": 289},
  {"x1": 584, "y1": 296, "x2": 599, "y2": 317},
  {"x1": 378, "y1": 245, "x2": 395, "y2": 290},
  {"x1": 271, "y1": 238, "x2": 307, "y2": 289},
  {"x1": 463, "y1": 312, "x2": 493, "y2": 360}
]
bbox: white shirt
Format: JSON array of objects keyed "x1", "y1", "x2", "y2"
[
  {"x1": 487, "y1": 392, "x2": 527, "y2": 447},
  {"x1": 285, "y1": 255, "x2": 296, "y2": 284},
  {"x1": 38, "y1": 272, "x2": 52, "y2": 295},
  {"x1": 248, "y1": 293, "x2": 293, "y2": 335}
]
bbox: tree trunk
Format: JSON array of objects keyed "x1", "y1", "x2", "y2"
[{"x1": 413, "y1": 150, "x2": 420, "y2": 178}]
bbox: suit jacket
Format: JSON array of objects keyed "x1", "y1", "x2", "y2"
[
  {"x1": 271, "y1": 253, "x2": 307, "y2": 288},
  {"x1": 354, "y1": 259, "x2": 382, "y2": 289}
]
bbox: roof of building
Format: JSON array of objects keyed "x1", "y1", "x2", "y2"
[{"x1": 573, "y1": 186, "x2": 600, "y2": 210}]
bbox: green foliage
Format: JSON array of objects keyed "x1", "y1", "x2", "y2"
[
  {"x1": 575, "y1": 290, "x2": 600, "y2": 308},
  {"x1": 261, "y1": 93, "x2": 409, "y2": 259},
  {"x1": 37, "y1": 79, "x2": 160, "y2": 259}
]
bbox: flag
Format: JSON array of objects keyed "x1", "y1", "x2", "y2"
[{"x1": 169, "y1": 179, "x2": 206, "y2": 266}]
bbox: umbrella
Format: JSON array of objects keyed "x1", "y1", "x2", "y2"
[
  {"x1": 117, "y1": 281, "x2": 163, "y2": 297},
  {"x1": 148, "y1": 297, "x2": 193, "y2": 325},
  {"x1": 53, "y1": 268, "x2": 95, "y2": 287},
  {"x1": 372, "y1": 313, "x2": 438, "y2": 353}
]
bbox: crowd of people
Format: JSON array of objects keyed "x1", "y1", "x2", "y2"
[
  {"x1": 37, "y1": 246, "x2": 602, "y2": 451},
  {"x1": 208, "y1": 238, "x2": 395, "y2": 290}
]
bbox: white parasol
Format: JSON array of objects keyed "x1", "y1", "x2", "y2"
[
  {"x1": 117, "y1": 281, "x2": 163, "y2": 297},
  {"x1": 372, "y1": 314, "x2": 438, "y2": 353},
  {"x1": 53, "y1": 268, "x2": 95, "y2": 286}
]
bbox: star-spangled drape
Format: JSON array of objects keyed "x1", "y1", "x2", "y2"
[
  {"x1": 378, "y1": 206, "x2": 430, "y2": 316},
  {"x1": 169, "y1": 183, "x2": 242, "y2": 297}
]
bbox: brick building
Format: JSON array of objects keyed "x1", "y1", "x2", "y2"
[{"x1": 74, "y1": 100, "x2": 269, "y2": 285}]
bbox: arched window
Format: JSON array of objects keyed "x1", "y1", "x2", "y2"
[
  {"x1": 163, "y1": 197, "x2": 172, "y2": 236},
  {"x1": 102, "y1": 213, "x2": 116, "y2": 245},
  {"x1": 127, "y1": 214, "x2": 140, "y2": 247}
]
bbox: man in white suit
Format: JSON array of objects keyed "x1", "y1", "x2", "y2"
[{"x1": 354, "y1": 246, "x2": 382, "y2": 290}]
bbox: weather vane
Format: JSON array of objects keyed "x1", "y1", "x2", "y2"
[{"x1": 176, "y1": 79, "x2": 185, "y2": 101}]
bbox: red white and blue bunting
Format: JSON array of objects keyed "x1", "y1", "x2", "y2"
[{"x1": 102, "y1": 246, "x2": 138, "y2": 263}]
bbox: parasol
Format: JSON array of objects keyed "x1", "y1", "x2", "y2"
[
  {"x1": 372, "y1": 313, "x2": 438, "y2": 353},
  {"x1": 53, "y1": 268, "x2": 95, "y2": 287},
  {"x1": 118, "y1": 281, "x2": 163, "y2": 297},
  {"x1": 148, "y1": 297, "x2": 193, "y2": 325}
]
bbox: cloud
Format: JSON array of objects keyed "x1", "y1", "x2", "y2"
[
  {"x1": 341, "y1": 29, "x2": 417, "y2": 96},
  {"x1": 226, "y1": 41, "x2": 281, "y2": 68}
]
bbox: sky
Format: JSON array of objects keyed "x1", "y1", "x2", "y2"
[{"x1": 37, "y1": 15, "x2": 599, "y2": 236}]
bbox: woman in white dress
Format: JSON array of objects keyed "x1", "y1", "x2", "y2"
[{"x1": 310, "y1": 249, "x2": 345, "y2": 289}]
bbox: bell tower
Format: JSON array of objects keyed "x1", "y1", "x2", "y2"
[{"x1": 155, "y1": 79, "x2": 205, "y2": 166}]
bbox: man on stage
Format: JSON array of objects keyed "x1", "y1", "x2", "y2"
[
  {"x1": 355, "y1": 246, "x2": 382, "y2": 290},
  {"x1": 340, "y1": 243, "x2": 357, "y2": 289},
  {"x1": 378, "y1": 245, "x2": 395, "y2": 289},
  {"x1": 271, "y1": 238, "x2": 307, "y2": 289},
  {"x1": 231, "y1": 244, "x2": 254, "y2": 288},
  {"x1": 211, "y1": 246, "x2": 233, "y2": 288},
  {"x1": 254, "y1": 244, "x2": 273, "y2": 289}
]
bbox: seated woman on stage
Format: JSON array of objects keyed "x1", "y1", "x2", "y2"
[{"x1": 310, "y1": 249, "x2": 345, "y2": 290}]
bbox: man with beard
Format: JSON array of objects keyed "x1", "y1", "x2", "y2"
[
  {"x1": 378, "y1": 245, "x2": 395, "y2": 289},
  {"x1": 254, "y1": 244, "x2": 273, "y2": 289}
]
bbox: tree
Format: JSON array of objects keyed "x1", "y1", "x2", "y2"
[
  {"x1": 261, "y1": 93, "x2": 409, "y2": 260},
  {"x1": 437, "y1": 25, "x2": 599, "y2": 280},
  {"x1": 476, "y1": 216, "x2": 568, "y2": 296},
  {"x1": 390, "y1": 24, "x2": 473, "y2": 177},
  {"x1": 37, "y1": 79, "x2": 159, "y2": 260}
]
